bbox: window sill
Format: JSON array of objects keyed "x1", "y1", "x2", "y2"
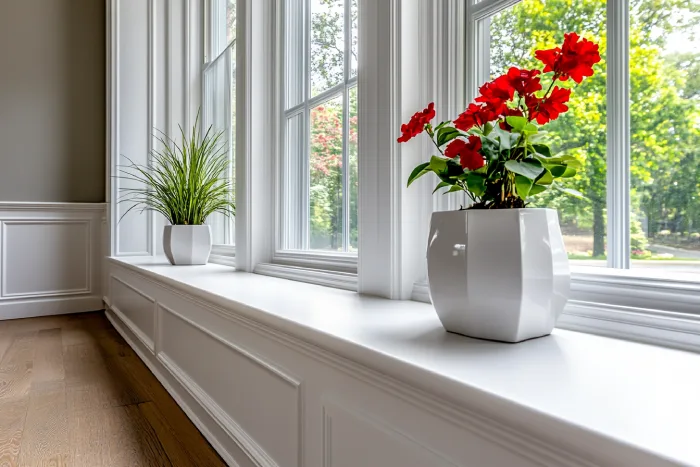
[
  {"x1": 109, "y1": 255, "x2": 700, "y2": 466},
  {"x1": 414, "y1": 265, "x2": 700, "y2": 353}
]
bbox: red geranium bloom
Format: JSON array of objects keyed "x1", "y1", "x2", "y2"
[
  {"x1": 499, "y1": 107, "x2": 525, "y2": 130},
  {"x1": 454, "y1": 103, "x2": 499, "y2": 131},
  {"x1": 475, "y1": 74, "x2": 515, "y2": 108},
  {"x1": 535, "y1": 33, "x2": 601, "y2": 84},
  {"x1": 506, "y1": 67, "x2": 542, "y2": 96},
  {"x1": 527, "y1": 87, "x2": 571, "y2": 124},
  {"x1": 397, "y1": 102, "x2": 436, "y2": 143},
  {"x1": 445, "y1": 135, "x2": 484, "y2": 171}
]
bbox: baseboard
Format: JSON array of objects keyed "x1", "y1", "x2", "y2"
[
  {"x1": 0, "y1": 295, "x2": 104, "y2": 320},
  {"x1": 105, "y1": 308, "x2": 254, "y2": 467}
]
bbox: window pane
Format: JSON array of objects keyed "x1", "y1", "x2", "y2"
[
  {"x1": 203, "y1": 39, "x2": 235, "y2": 245},
  {"x1": 311, "y1": 0, "x2": 345, "y2": 96},
  {"x1": 349, "y1": 85, "x2": 358, "y2": 250},
  {"x1": 284, "y1": 113, "x2": 306, "y2": 250},
  {"x1": 350, "y1": 0, "x2": 358, "y2": 77},
  {"x1": 211, "y1": 0, "x2": 236, "y2": 59},
  {"x1": 310, "y1": 95, "x2": 344, "y2": 250},
  {"x1": 630, "y1": 1, "x2": 700, "y2": 272},
  {"x1": 286, "y1": 0, "x2": 305, "y2": 109},
  {"x1": 488, "y1": 0, "x2": 607, "y2": 266}
]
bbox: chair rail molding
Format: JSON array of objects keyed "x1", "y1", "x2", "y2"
[{"x1": 0, "y1": 202, "x2": 106, "y2": 320}]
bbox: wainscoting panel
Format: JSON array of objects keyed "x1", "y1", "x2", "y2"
[
  {"x1": 0, "y1": 202, "x2": 105, "y2": 320},
  {"x1": 159, "y1": 305, "x2": 301, "y2": 467},
  {"x1": 110, "y1": 275, "x2": 155, "y2": 351}
]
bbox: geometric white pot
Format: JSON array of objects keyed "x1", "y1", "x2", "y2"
[
  {"x1": 163, "y1": 225, "x2": 212, "y2": 265},
  {"x1": 427, "y1": 208, "x2": 570, "y2": 343}
]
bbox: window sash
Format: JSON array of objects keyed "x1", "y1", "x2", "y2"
[
  {"x1": 279, "y1": 0, "x2": 358, "y2": 257},
  {"x1": 466, "y1": 0, "x2": 631, "y2": 269}
]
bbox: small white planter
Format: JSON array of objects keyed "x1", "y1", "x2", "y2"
[
  {"x1": 163, "y1": 225, "x2": 212, "y2": 265},
  {"x1": 427, "y1": 208, "x2": 570, "y2": 343}
]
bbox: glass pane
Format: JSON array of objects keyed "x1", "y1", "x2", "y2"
[
  {"x1": 211, "y1": 0, "x2": 236, "y2": 59},
  {"x1": 630, "y1": 1, "x2": 700, "y2": 273},
  {"x1": 203, "y1": 48, "x2": 235, "y2": 245},
  {"x1": 310, "y1": 0, "x2": 345, "y2": 96},
  {"x1": 284, "y1": 113, "x2": 306, "y2": 250},
  {"x1": 348, "y1": 85, "x2": 358, "y2": 250},
  {"x1": 488, "y1": 0, "x2": 607, "y2": 266},
  {"x1": 310, "y1": 95, "x2": 344, "y2": 250},
  {"x1": 286, "y1": 0, "x2": 305, "y2": 109},
  {"x1": 350, "y1": 0, "x2": 358, "y2": 77}
]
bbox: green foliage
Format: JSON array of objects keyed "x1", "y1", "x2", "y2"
[{"x1": 118, "y1": 116, "x2": 235, "y2": 226}]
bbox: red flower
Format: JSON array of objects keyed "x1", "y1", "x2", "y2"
[
  {"x1": 535, "y1": 33, "x2": 601, "y2": 84},
  {"x1": 397, "y1": 102, "x2": 436, "y2": 143},
  {"x1": 475, "y1": 75, "x2": 514, "y2": 109},
  {"x1": 499, "y1": 108, "x2": 525, "y2": 130},
  {"x1": 527, "y1": 87, "x2": 571, "y2": 124},
  {"x1": 506, "y1": 67, "x2": 542, "y2": 96},
  {"x1": 454, "y1": 103, "x2": 499, "y2": 131},
  {"x1": 445, "y1": 135, "x2": 484, "y2": 171}
]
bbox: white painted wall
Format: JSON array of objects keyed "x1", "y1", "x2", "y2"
[{"x1": 0, "y1": 202, "x2": 105, "y2": 320}]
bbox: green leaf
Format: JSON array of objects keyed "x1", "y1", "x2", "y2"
[
  {"x1": 445, "y1": 184, "x2": 464, "y2": 194},
  {"x1": 466, "y1": 172, "x2": 486, "y2": 197},
  {"x1": 514, "y1": 175, "x2": 533, "y2": 200},
  {"x1": 505, "y1": 116, "x2": 528, "y2": 132},
  {"x1": 554, "y1": 184, "x2": 585, "y2": 198},
  {"x1": 436, "y1": 127, "x2": 462, "y2": 147},
  {"x1": 483, "y1": 122, "x2": 494, "y2": 136},
  {"x1": 531, "y1": 144, "x2": 552, "y2": 158},
  {"x1": 429, "y1": 155, "x2": 448, "y2": 174},
  {"x1": 407, "y1": 162, "x2": 430, "y2": 187},
  {"x1": 535, "y1": 168, "x2": 554, "y2": 185},
  {"x1": 549, "y1": 164, "x2": 568, "y2": 177},
  {"x1": 434, "y1": 121, "x2": 449, "y2": 132},
  {"x1": 432, "y1": 181, "x2": 451, "y2": 194},
  {"x1": 560, "y1": 167, "x2": 577, "y2": 178},
  {"x1": 529, "y1": 184, "x2": 547, "y2": 195},
  {"x1": 505, "y1": 160, "x2": 544, "y2": 180}
]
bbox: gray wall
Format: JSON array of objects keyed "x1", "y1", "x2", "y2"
[{"x1": 0, "y1": 0, "x2": 105, "y2": 202}]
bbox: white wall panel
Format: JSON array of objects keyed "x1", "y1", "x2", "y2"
[
  {"x1": 160, "y1": 306, "x2": 301, "y2": 466},
  {"x1": 110, "y1": 275, "x2": 155, "y2": 351},
  {"x1": 0, "y1": 202, "x2": 105, "y2": 320}
]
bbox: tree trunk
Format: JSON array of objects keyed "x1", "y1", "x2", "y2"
[{"x1": 593, "y1": 201, "x2": 605, "y2": 257}]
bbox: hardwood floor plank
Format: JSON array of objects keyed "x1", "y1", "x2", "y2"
[
  {"x1": 138, "y1": 401, "x2": 226, "y2": 467},
  {"x1": 18, "y1": 381, "x2": 70, "y2": 467},
  {"x1": 63, "y1": 344, "x2": 147, "y2": 410},
  {"x1": 32, "y1": 329, "x2": 64, "y2": 385},
  {"x1": 109, "y1": 405, "x2": 172, "y2": 467},
  {"x1": 0, "y1": 333, "x2": 36, "y2": 402},
  {"x1": 0, "y1": 398, "x2": 29, "y2": 467}
]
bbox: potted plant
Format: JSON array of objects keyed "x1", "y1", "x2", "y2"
[
  {"x1": 399, "y1": 33, "x2": 601, "y2": 342},
  {"x1": 118, "y1": 117, "x2": 235, "y2": 265}
]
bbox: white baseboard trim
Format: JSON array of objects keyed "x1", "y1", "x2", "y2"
[
  {"x1": 0, "y1": 295, "x2": 104, "y2": 320},
  {"x1": 105, "y1": 308, "x2": 246, "y2": 467}
]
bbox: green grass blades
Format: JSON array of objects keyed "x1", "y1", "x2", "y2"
[{"x1": 117, "y1": 113, "x2": 235, "y2": 225}]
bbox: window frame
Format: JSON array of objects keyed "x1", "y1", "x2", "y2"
[
  {"x1": 276, "y1": 0, "x2": 359, "y2": 264},
  {"x1": 202, "y1": 0, "x2": 237, "y2": 265}
]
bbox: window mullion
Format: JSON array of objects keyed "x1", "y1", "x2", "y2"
[
  {"x1": 606, "y1": 0, "x2": 631, "y2": 268},
  {"x1": 342, "y1": 0, "x2": 352, "y2": 252},
  {"x1": 303, "y1": 0, "x2": 311, "y2": 249}
]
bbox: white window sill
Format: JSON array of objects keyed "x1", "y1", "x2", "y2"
[{"x1": 108, "y1": 255, "x2": 700, "y2": 466}]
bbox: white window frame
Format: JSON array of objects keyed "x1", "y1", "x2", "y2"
[
  {"x1": 203, "y1": 0, "x2": 237, "y2": 267},
  {"x1": 273, "y1": 0, "x2": 359, "y2": 272},
  {"x1": 445, "y1": 0, "x2": 700, "y2": 352}
]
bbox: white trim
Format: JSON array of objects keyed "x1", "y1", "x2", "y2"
[
  {"x1": 606, "y1": 0, "x2": 631, "y2": 268},
  {"x1": 0, "y1": 296, "x2": 103, "y2": 321},
  {"x1": 255, "y1": 263, "x2": 357, "y2": 291}
]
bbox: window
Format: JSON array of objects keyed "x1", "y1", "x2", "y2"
[
  {"x1": 472, "y1": 0, "x2": 700, "y2": 273},
  {"x1": 281, "y1": 0, "x2": 359, "y2": 254},
  {"x1": 203, "y1": 0, "x2": 236, "y2": 250}
]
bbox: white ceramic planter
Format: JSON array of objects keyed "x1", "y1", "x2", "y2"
[
  {"x1": 427, "y1": 208, "x2": 570, "y2": 343},
  {"x1": 163, "y1": 225, "x2": 212, "y2": 265}
]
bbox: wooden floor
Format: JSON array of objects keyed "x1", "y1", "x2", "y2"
[{"x1": 0, "y1": 311, "x2": 227, "y2": 467}]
